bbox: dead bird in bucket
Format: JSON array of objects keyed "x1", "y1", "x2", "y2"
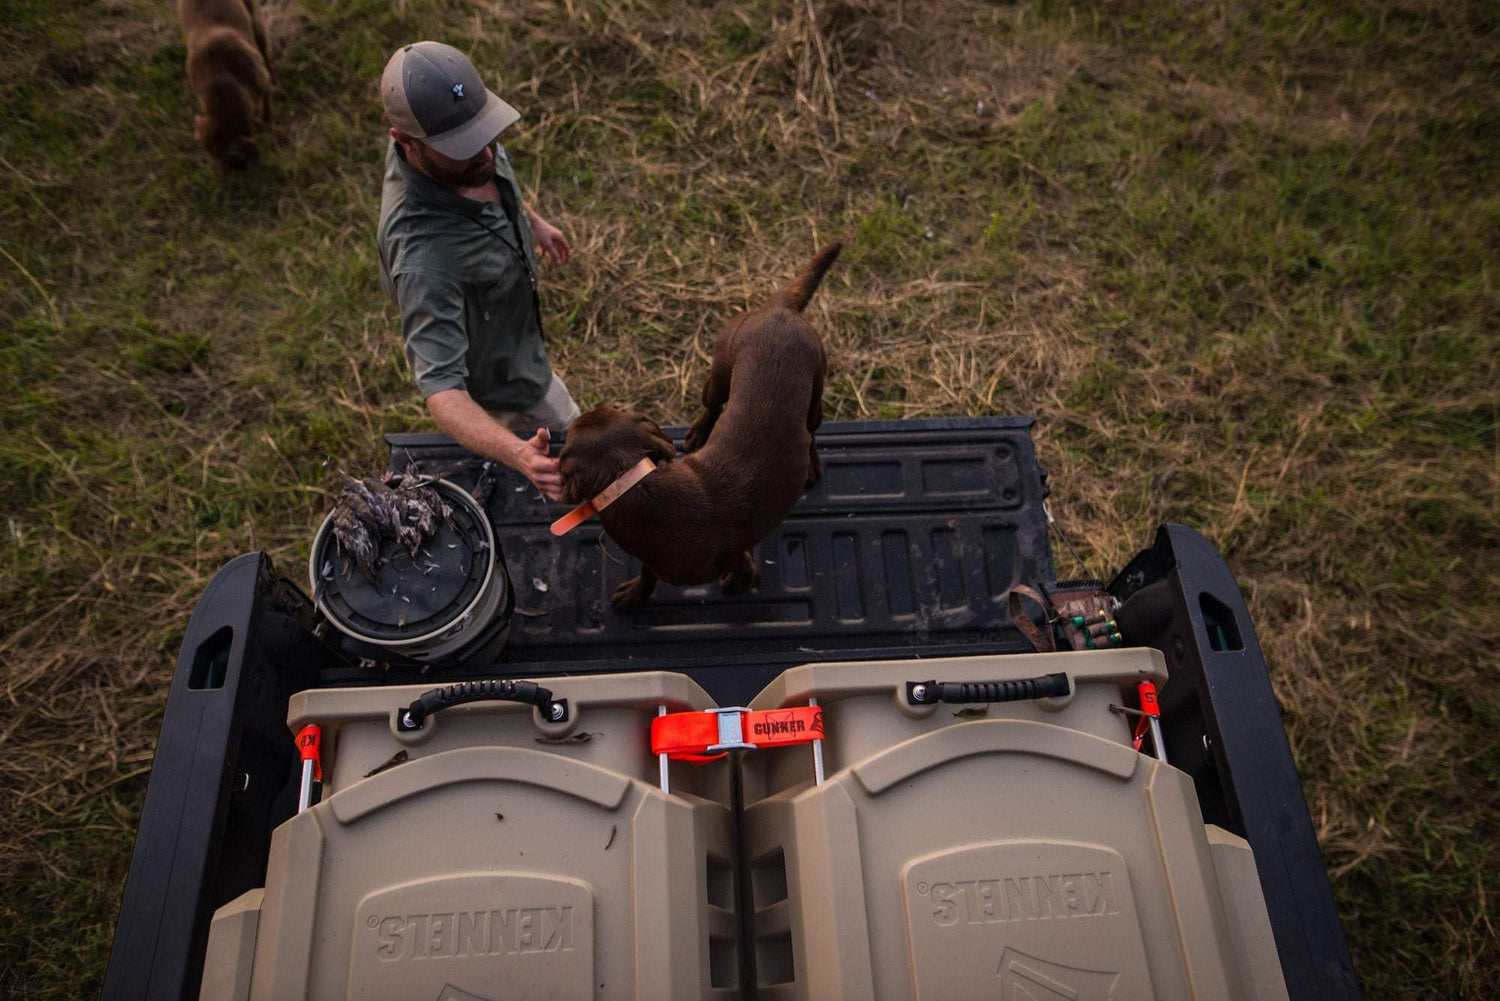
[{"x1": 329, "y1": 473, "x2": 453, "y2": 583}]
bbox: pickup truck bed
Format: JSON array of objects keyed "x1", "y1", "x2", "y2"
[{"x1": 101, "y1": 417, "x2": 1359, "y2": 1000}]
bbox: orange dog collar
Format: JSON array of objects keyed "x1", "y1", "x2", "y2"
[{"x1": 550, "y1": 457, "x2": 658, "y2": 536}]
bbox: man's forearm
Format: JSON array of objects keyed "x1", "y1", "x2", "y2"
[
  {"x1": 428, "y1": 388, "x2": 563, "y2": 500},
  {"x1": 426, "y1": 388, "x2": 524, "y2": 466}
]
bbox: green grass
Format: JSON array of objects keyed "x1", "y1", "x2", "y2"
[{"x1": 2, "y1": 0, "x2": 1497, "y2": 997}]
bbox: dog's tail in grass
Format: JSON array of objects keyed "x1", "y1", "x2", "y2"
[{"x1": 776, "y1": 243, "x2": 842, "y2": 313}]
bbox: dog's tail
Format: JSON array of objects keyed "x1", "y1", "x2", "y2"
[{"x1": 776, "y1": 243, "x2": 842, "y2": 313}]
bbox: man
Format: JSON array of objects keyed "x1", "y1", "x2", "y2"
[{"x1": 377, "y1": 41, "x2": 576, "y2": 500}]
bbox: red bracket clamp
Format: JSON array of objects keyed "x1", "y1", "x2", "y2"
[
  {"x1": 296, "y1": 724, "x2": 323, "y2": 780},
  {"x1": 296, "y1": 724, "x2": 323, "y2": 812},
  {"x1": 1130, "y1": 681, "x2": 1166, "y2": 763}
]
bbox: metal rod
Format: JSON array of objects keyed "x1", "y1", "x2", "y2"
[
  {"x1": 1148, "y1": 716, "x2": 1169, "y2": 766},
  {"x1": 297, "y1": 759, "x2": 315, "y2": 813},
  {"x1": 657, "y1": 705, "x2": 670, "y2": 794},
  {"x1": 809, "y1": 697, "x2": 825, "y2": 785}
]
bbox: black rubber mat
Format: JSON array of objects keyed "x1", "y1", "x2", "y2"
[{"x1": 386, "y1": 417, "x2": 1054, "y2": 704}]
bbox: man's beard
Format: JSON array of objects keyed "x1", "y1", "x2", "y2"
[{"x1": 415, "y1": 143, "x2": 492, "y2": 189}]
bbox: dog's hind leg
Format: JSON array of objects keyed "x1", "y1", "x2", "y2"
[
  {"x1": 611, "y1": 565, "x2": 658, "y2": 612},
  {"x1": 249, "y1": 7, "x2": 275, "y2": 124},
  {"x1": 718, "y1": 551, "x2": 756, "y2": 595},
  {"x1": 684, "y1": 337, "x2": 733, "y2": 453},
  {"x1": 246, "y1": 0, "x2": 274, "y2": 82},
  {"x1": 805, "y1": 358, "x2": 826, "y2": 488}
]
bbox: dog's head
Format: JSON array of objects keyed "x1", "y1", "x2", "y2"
[{"x1": 559, "y1": 407, "x2": 676, "y2": 504}]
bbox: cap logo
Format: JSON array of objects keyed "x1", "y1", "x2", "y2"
[{"x1": 451, "y1": 82, "x2": 465, "y2": 101}]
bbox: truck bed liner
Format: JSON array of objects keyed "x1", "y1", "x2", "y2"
[{"x1": 379, "y1": 417, "x2": 1053, "y2": 704}]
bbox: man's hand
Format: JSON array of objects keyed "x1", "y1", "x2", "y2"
[
  {"x1": 527, "y1": 208, "x2": 571, "y2": 266},
  {"x1": 511, "y1": 427, "x2": 563, "y2": 501},
  {"x1": 532, "y1": 219, "x2": 570, "y2": 265},
  {"x1": 425, "y1": 389, "x2": 565, "y2": 502}
]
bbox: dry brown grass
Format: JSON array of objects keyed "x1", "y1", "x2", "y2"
[{"x1": 1, "y1": 0, "x2": 1497, "y2": 997}]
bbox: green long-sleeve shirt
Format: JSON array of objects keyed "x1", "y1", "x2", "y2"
[{"x1": 377, "y1": 141, "x2": 551, "y2": 412}]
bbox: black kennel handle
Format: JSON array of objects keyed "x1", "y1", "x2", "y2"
[
  {"x1": 906, "y1": 673, "x2": 1070, "y2": 706},
  {"x1": 396, "y1": 679, "x2": 569, "y2": 731}
]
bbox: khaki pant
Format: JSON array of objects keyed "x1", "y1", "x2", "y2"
[{"x1": 488, "y1": 372, "x2": 581, "y2": 435}]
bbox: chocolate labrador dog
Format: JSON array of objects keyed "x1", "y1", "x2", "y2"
[
  {"x1": 559, "y1": 244, "x2": 841, "y2": 611},
  {"x1": 178, "y1": 0, "x2": 273, "y2": 168}
]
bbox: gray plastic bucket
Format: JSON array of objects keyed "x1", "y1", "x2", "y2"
[{"x1": 309, "y1": 479, "x2": 507, "y2": 663}]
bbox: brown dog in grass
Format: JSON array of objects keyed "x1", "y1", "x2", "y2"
[
  {"x1": 178, "y1": 0, "x2": 272, "y2": 169},
  {"x1": 559, "y1": 244, "x2": 841, "y2": 611}
]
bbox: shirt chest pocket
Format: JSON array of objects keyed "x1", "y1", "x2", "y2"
[{"x1": 472, "y1": 269, "x2": 532, "y2": 329}]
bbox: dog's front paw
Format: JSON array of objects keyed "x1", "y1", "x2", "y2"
[
  {"x1": 718, "y1": 552, "x2": 757, "y2": 595},
  {"x1": 611, "y1": 576, "x2": 652, "y2": 612},
  {"x1": 718, "y1": 570, "x2": 758, "y2": 595}
]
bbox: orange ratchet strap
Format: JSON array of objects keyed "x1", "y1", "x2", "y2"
[
  {"x1": 550, "y1": 458, "x2": 657, "y2": 536},
  {"x1": 652, "y1": 706, "x2": 825, "y2": 763}
]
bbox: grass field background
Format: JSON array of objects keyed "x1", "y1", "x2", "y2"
[{"x1": 1, "y1": 0, "x2": 1496, "y2": 996}]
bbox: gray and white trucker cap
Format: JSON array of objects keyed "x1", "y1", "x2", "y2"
[{"x1": 381, "y1": 42, "x2": 520, "y2": 160}]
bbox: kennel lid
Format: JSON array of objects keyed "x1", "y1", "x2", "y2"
[{"x1": 311, "y1": 480, "x2": 495, "y2": 643}]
